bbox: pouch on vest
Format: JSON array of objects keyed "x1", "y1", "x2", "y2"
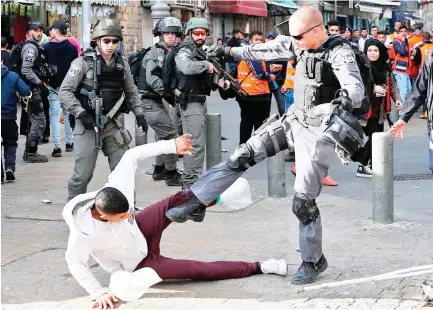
[{"x1": 102, "y1": 129, "x2": 132, "y2": 156}]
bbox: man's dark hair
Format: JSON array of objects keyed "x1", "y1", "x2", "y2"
[
  {"x1": 249, "y1": 30, "x2": 263, "y2": 38},
  {"x1": 327, "y1": 20, "x2": 340, "y2": 27},
  {"x1": 361, "y1": 27, "x2": 368, "y2": 31},
  {"x1": 399, "y1": 25, "x2": 408, "y2": 31},
  {"x1": 377, "y1": 31, "x2": 386, "y2": 36},
  {"x1": 232, "y1": 29, "x2": 240, "y2": 35},
  {"x1": 371, "y1": 25, "x2": 378, "y2": 30},
  {"x1": 95, "y1": 187, "x2": 129, "y2": 215},
  {"x1": 1, "y1": 37, "x2": 7, "y2": 48}
]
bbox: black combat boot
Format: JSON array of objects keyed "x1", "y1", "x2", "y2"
[
  {"x1": 165, "y1": 190, "x2": 207, "y2": 223},
  {"x1": 152, "y1": 164, "x2": 165, "y2": 181},
  {"x1": 24, "y1": 145, "x2": 48, "y2": 163},
  {"x1": 291, "y1": 255, "x2": 328, "y2": 285},
  {"x1": 165, "y1": 169, "x2": 182, "y2": 186}
]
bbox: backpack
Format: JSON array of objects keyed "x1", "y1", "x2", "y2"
[
  {"x1": 9, "y1": 41, "x2": 40, "y2": 76},
  {"x1": 161, "y1": 42, "x2": 195, "y2": 93},
  {"x1": 322, "y1": 37, "x2": 374, "y2": 119},
  {"x1": 128, "y1": 47, "x2": 151, "y2": 85}
]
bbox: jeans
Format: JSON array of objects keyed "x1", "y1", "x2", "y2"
[
  {"x1": 393, "y1": 71, "x2": 412, "y2": 103},
  {"x1": 285, "y1": 89, "x2": 294, "y2": 112},
  {"x1": 48, "y1": 88, "x2": 73, "y2": 149}
]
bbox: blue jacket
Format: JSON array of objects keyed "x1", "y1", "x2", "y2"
[{"x1": 1, "y1": 65, "x2": 31, "y2": 120}]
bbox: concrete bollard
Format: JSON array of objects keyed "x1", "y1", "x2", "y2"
[
  {"x1": 267, "y1": 152, "x2": 286, "y2": 198},
  {"x1": 372, "y1": 132, "x2": 394, "y2": 224},
  {"x1": 205, "y1": 113, "x2": 222, "y2": 169}
]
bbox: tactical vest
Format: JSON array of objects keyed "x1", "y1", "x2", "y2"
[
  {"x1": 137, "y1": 44, "x2": 166, "y2": 98},
  {"x1": 176, "y1": 42, "x2": 211, "y2": 96},
  {"x1": 77, "y1": 53, "x2": 129, "y2": 117},
  {"x1": 292, "y1": 39, "x2": 342, "y2": 123},
  {"x1": 22, "y1": 41, "x2": 52, "y2": 83}
]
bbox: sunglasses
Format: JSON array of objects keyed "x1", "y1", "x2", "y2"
[
  {"x1": 192, "y1": 30, "x2": 207, "y2": 37},
  {"x1": 290, "y1": 23, "x2": 322, "y2": 40},
  {"x1": 101, "y1": 38, "x2": 119, "y2": 45}
]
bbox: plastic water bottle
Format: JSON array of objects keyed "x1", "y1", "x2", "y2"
[{"x1": 214, "y1": 178, "x2": 252, "y2": 211}]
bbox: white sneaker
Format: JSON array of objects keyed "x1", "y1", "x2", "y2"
[{"x1": 260, "y1": 258, "x2": 287, "y2": 276}]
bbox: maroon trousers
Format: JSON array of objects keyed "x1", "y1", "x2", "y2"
[{"x1": 134, "y1": 190, "x2": 261, "y2": 280}]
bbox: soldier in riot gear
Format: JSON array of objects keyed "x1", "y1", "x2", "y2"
[
  {"x1": 165, "y1": 6, "x2": 366, "y2": 285},
  {"x1": 174, "y1": 17, "x2": 215, "y2": 189},
  {"x1": 60, "y1": 19, "x2": 148, "y2": 201},
  {"x1": 20, "y1": 22, "x2": 51, "y2": 163},
  {"x1": 139, "y1": 17, "x2": 183, "y2": 186}
]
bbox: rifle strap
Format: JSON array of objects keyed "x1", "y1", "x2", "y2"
[{"x1": 101, "y1": 92, "x2": 125, "y2": 127}]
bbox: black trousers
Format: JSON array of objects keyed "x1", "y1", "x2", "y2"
[
  {"x1": 238, "y1": 95, "x2": 272, "y2": 145},
  {"x1": 1, "y1": 119, "x2": 19, "y2": 179},
  {"x1": 361, "y1": 117, "x2": 384, "y2": 167}
]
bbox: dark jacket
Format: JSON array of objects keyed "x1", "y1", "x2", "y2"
[
  {"x1": 1, "y1": 65, "x2": 31, "y2": 120},
  {"x1": 43, "y1": 39, "x2": 78, "y2": 88}
]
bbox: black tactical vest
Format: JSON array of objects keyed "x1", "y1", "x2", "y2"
[
  {"x1": 137, "y1": 44, "x2": 166, "y2": 98},
  {"x1": 77, "y1": 53, "x2": 128, "y2": 117},
  {"x1": 23, "y1": 41, "x2": 54, "y2": 83},
  {"x1": 175, "y1": 42, "x2": 211, "y2": 96}
]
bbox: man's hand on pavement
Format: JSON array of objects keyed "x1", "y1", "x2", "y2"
[
  {"x1": 388, "y1": 119, "x2": 406, "y2": 140},
  {"x1": 92, "y1": 293, "x2": 119, "y2": 309},
  {"x1": 175, "y1": 134, "x2": 193, "y2": 156}
]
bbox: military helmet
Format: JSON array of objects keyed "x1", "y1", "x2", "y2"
[
  {"x1": 184, "y1": 17, "x2": 210, "y2": 35},
  {"x1": 153, "y1": 17, "x2": 182, "y2": 37},
  {"x1": 92, "y1": 19, "x2": 123, "y2": 41}
]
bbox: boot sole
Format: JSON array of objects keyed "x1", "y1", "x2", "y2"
[
  {"x1": 5, "y1": 170, "x2": 15, "y2": 181},
  {"x1": 290, "y1": 260, "x2": 328, "y2": 285}
]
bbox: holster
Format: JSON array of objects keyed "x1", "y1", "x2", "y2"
[{"x1": 102, "y1": 129, "x2": 132, "y2": 156}]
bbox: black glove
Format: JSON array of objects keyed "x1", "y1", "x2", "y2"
[
  {"x1": 136, "y1": 115, "x2": 148, "y2": 134},
  {"x1": 69, "y1": 114, "x2": 76, "y2": 130},
  {"x1": 330, "y1": 96, "x2": 353, "y2": 113},
  {"x1": 39, "y1": 83, "x2": 50, "y2": 98},
  {"x1": 207, "y1": 46, "x2": 231, "y2": 58},
  {"x1": 77, "y1": 111, "x2": 96, "y2": 130}
]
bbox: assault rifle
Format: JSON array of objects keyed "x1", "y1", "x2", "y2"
[
  {"x1": 80, "y1": 50, "x2": 102, "y2": 148},
  {"x1": 196, "y1": 48, "x2": 248, "y2": 97}
]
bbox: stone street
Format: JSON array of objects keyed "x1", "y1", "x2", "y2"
[{"x1": 1, "y1": 93, "x2": 432, "y2": 309}]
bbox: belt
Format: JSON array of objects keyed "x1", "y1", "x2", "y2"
[
  {"x1": 140, "y1": 93, "x2": 161, "y2": 101},
  {"x1": 186, "y1": 94, "x2": 206, "y2": 104}
]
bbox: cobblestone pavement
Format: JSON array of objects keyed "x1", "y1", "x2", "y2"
[{"x1": 2, "y1": 95, "x2": 432, "y2": 309}]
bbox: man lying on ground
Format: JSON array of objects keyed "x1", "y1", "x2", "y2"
[{"x1": 63, "y1": 134, "x2": 287, "y2": 309}]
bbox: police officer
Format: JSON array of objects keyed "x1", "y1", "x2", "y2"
[
  {"x1": 21, "y1": 22, "x2": 50, "y2": 163},
  {"x1": 139, "y1": 17, "x2": 183, "y2": 186},
  {"x1": 174, "y1": 17, "x2": 215, "y2": 189},
  {"x1": 60, "y1": 19, "x2": 148, "y2": 201},
  {"x1": 166, "y1": 6, "x2": 366, "y2": 284}
]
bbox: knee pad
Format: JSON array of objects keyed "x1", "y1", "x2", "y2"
[
  {"x1": 254, "y1": 115, "x2": 289, "y2": 157},
  {"x1": 292, "y1": 193, "x2": 320, "y2": 225},
  {"x1": 227, "y1": 143, "x2": 255, "y2": 171}
]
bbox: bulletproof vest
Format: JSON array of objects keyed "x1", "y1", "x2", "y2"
[
  {"x1": 292, "y1": 39, "x2": 342, "y2": 123},
  {"x1": 176, "y1": 42, "x2": 211, "y2": 96},
  {"x1": 23, "y1": 41, "x2": 52, "y2": 83},
  {"x1": 137, "y1": 44, "x2": 166, "y2": 97},
  {"x1": 78, "y1": 53, "x2": 128, "y2": 117}
]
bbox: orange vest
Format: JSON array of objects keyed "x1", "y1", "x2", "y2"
[
  {"x1": 237, "y1": 60, "x2": 270, "y2": 96},
  {"x1": 392, "y1": 38, "x2": 409, "y2": 73},
  {"x1": 419, "y1": 42, "x2": 433, "y2": 67},
  {"x1": 283, "y1": 59, "x2": 296, "y2": 89},
  {"x1": 407, "y1": 34, "x2": 424, "y2": 78}
]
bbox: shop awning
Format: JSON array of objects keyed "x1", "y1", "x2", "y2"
[
  {"x1": 267, "y1": 0, "x2": 299, "y2": 10},
  {"x1": 71, "y1": 0, "x2": 128, "y2": 6},
  {"x1": 209, "y1": 0, "x2": 267, "y2": 17},
  {"x1": 360, "y1": 0, "x2": 401, "y2": 6},
  {"x1": 357, "y1": 4, "x2": 383, "y2": 14}
]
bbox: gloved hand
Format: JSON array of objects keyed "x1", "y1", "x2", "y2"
[
  {"x1": 77, "y1": 111, "x2": 96, "y2": 130},
  {"x1": 330, "y1": 96, "x2": 353, "y2": 113},
  {"x1": 69, "y1": 114, "x2": 76, "y2": 130},
  {"x1": 207, "y1": 46, "x2": 232, "y2": 58},
  {"x1": 136, "y1": 115, "x2": 148, "y2": 134},
  {"x1": 39, "y1": 82, "x2": 50, "y2": 99}
]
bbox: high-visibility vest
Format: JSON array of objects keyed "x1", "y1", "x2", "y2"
[
  {"x1": 407, "y1": 35, "x2": 424, "y2": 78},
  {"x1": 237, "y1": 60, "x2": 270, "y2": 96},
  {"x1": 283, "y1": 59, "x2": 295, "y2": 89},
  {"x1": 392, "y1": 38, "x2": 409, "y2": 73},
  {"x1": 419, "y1": 42, "x2": 433, "y2": 67}
]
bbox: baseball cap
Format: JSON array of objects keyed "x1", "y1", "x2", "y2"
[
  {"x1": 266, "y1": 31, "x2": 277, "y2": 39},
  {"x1": 50, "y1": 20, "x2": 67, "y2": 32},
  {"x1": 109, "y1": 268, "x2": 162, "y2": 301},
  {"x1": 28, "y1": 21, "x2": 44, "y2": 31},
  {"x1": 345, "y1": 27, "x2": 353, "y2": 33}
]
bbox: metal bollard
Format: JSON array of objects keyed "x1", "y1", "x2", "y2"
[
  {"x1": 205, "y1": 113, "x2": 222, "y2": 169},
  {"x1": 372, "y1": 132, "x2": 394, "y2": 224},
  {"x1": 267, "y1": 152, "x2": 286, "y2": 198}
]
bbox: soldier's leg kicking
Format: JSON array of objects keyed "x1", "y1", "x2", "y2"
[{"x1": 166, "y1": 112, "x2": 294, "y2": 223}]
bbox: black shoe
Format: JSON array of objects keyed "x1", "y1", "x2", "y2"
[
  {"x1": 188, "y1": 206, "x2": 206, "y2": 222},
  {"x1": 52, "y1": 148, "x2": 62, "y2": 157},
  {"x1": 165, "y1": 169, "x2": 183, "y2": 186},
  {"x1": 152, "y1": 165, "x2": 165, "y2": 181},
  {"x1": 38, "y1": 138, "x2": 44, "y2": 145},
  {"x1": 165, "y1": 190, "x2": 207, "y2": 223},
  {"x1": 65, "y1": 143, "x2": 74, "y2": 152},
  {"x1": 291, "y1": 255, "x2": 328, "y2": 285},
  {"x1": 5, "y1": 169, "x2": 15, "y2": 182},
  {"x1": 24, "y1": 152, "x2": 49, "y2": 163},
  {"x1": 42, "y1": 136, "x2": 49, "y2": 143},
  {"x1": 356, "y1": 165, "x2": 372, "y2": 178}
]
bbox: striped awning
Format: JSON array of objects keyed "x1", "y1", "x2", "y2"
[{"x1": 71, "y1": 0, "x2": 128, "y2": 6}]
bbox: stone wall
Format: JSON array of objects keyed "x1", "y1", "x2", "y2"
[
  {"x1": 116, "y1": 0, "x2": 142, "y2": 54},
  {"x1": 422, "y1": 1, "x2": 433, "y2": 32}
]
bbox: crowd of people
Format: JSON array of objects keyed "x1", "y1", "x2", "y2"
[{"x1": 1, "y1": 5, "x2": 432, "y2": 309}]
